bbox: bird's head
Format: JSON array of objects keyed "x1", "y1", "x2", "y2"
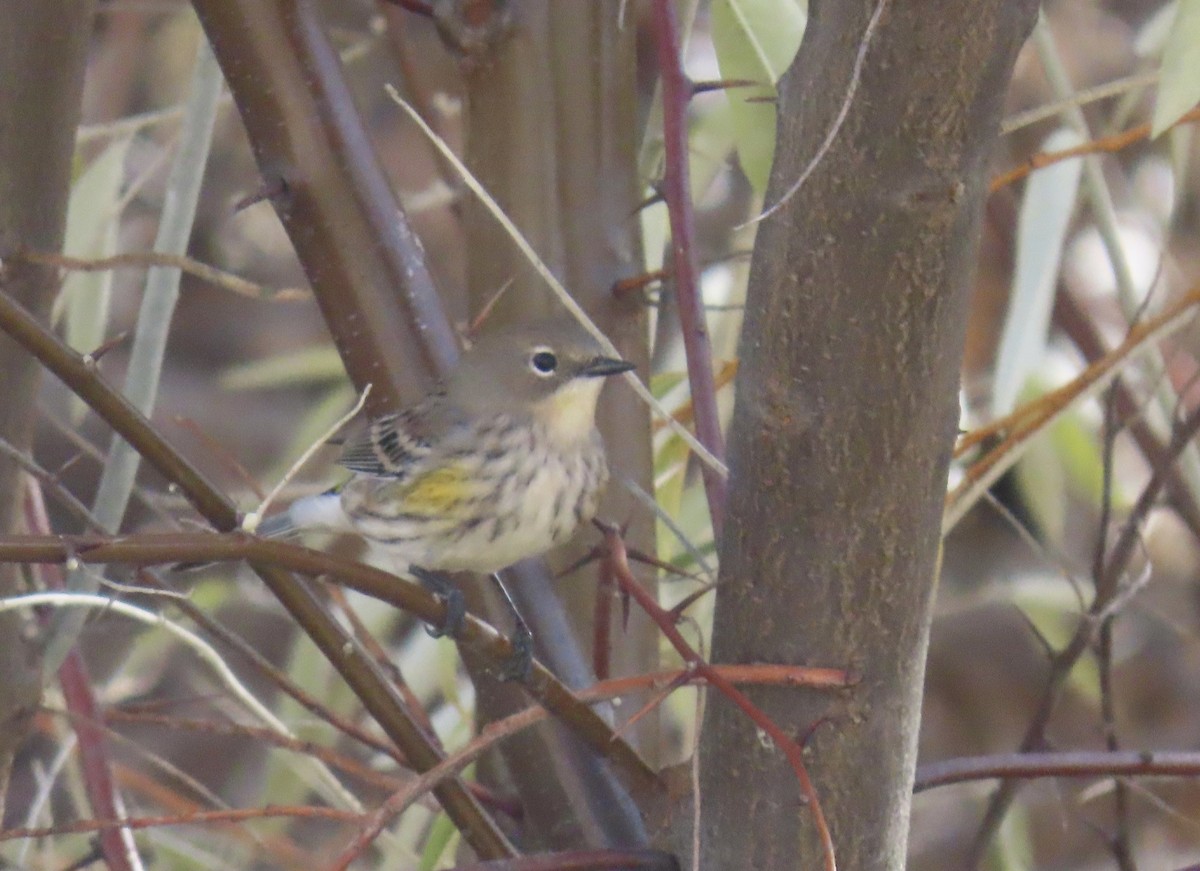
[{"x1": 449, "y1": 319, "x2": 636, "y2": 444}]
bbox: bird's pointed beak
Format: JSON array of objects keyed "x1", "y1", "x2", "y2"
[{"x1": 580, "y1": 356, "x2": 637, "y2": 378}]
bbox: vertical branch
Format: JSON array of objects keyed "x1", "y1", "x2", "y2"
[
  {"x1": 457, "y1": 0, "x2": 659, "y2": 846},
  {"x1": 651, "y1": 0, "x2": 727, "y2": 536},
  {"x1": 0, "y1": 0, "x2": 95, "y2": 816},
  {"x1": 698, "y1": 1, "x2": 1038, "y2": 867},
  {"x1": 1093, "y1": 388, "x2": 1135, "y2": 869}
]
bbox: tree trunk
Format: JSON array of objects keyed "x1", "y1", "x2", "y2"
[
  {"x1": 697, "y1": 1, "x2": 1037, "y2": 867},
  {"x1": 459, "y1": 0, "x2": 658, "y2": 849},
  {"x1": 0, "y1": 0, "x2": 95, "y2": 818}
]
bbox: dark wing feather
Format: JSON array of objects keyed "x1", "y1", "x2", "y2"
[{"x1": 337, "y1": 391, "x2": 453, "y2": 478}]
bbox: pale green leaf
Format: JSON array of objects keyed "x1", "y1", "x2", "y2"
[
  {"x1": 650, "y1": 370, "x2": 688, "y2": 399},
  {"x1": 710, "y1": 0, "x2": 807, "y2": 192},
  {"x1": 57, "y1": 137, "x2": 131, "y2": 421},
  {"x1": 1134, "y1": 0, "x2": 1176, "y2": 57},
  {"x1": 992, "y1": 128, "x2": 1083, "y2": 417},
  {"x1": 1152, "y1": 0, "x2": 1200, "y2": 136},
  {"x1": 220, "y1": 345, "x2": 347, "y2": 390}
]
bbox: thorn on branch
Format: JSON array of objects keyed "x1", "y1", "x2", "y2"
[
  {"x1": 612, "y1": 269, "x2": 668, "y2": 299},
  {"x1": 631, "y1": 185, "x2": 665, "y2": 217},
  {"x1": 379, "y1": 0, "x2": 435, "y2": 16},
  {"x1": 82, "y1": 331, "x2": 130, "y2": 367},
  {"x1": 691, "y1": 78, "x2": 760, "y2": 96},
  {"x1": 234, "y1": 175, "x2": 290, "y2": 213}
]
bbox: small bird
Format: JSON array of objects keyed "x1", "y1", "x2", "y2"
[{"x1": 261, "y1": 319, "x2": 635, "y2": 586}]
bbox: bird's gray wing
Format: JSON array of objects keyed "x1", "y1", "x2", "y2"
[{"x1": 337, "y1": 390, "x2": 459, "y2": 479}]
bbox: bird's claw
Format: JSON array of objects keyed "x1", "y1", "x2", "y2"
[
  {"x1": 412, "y1": 566, "x2": 466, "y2": 639},
  {"x1": 497, "y1": 623, "x2": 534, "y2": 683},
  {"x1": 427, "y1": 587, "x2": 466, "y2": 639}
]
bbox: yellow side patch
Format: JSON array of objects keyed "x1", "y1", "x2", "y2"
[{"x1": 395, "y1": 463, "x2": 473, "y2": 517}]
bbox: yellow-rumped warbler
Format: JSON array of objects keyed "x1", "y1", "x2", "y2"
[{"x1": 261, "y1": 319, "x2": 634, "y2": 580}]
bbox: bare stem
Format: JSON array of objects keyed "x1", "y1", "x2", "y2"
[{"x1": 650, "y1": 0, "x2": 727, "y2": 535}]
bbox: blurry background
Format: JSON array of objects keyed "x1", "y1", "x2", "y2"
[{"x1": 5, "y1": 0, "x2": 1200, "y2": 868}]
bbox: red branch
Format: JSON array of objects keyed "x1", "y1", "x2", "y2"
[
  {"x1": 597, "y1": 523, "x2": 838, "y2": 871},
  {"x1": 915, "y1": 750, "x2": 1200, "y2": 792},
  {"x1": 25, "y1": 483, "x2": 137, "y2": 871},
  {"x1": 651, "y1": 0, "x2": 727, "y2": 535},
  {"x1": 330, "y1": 660, "x2": 849, "y2": 869}
]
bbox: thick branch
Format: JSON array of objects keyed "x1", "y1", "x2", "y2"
[
  {"x1": 698, "y1": 1, "x2": 1038, "y2": 868},
  {"x1": 190, "y1": 0, "x2": 460, "y2": 411}
]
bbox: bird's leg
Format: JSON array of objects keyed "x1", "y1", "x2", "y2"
[
  {"x1": 488, "y1": 572, "x2": 533, "y2": 683},
  {"x1": 410, "y1": 566, "x2": 466, "y2": 639}
]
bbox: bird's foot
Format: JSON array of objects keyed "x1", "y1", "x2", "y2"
[
  {"x1": 496, "y1": 621, "x2": 534, "y2": 683},
  {"x1": 411, "y1": 567, "x2": 466, "y2": 639}
]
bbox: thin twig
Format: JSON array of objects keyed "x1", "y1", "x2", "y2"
[
  {"x1": 17, "y1": 248, "x2": 310, "y2": 301},
  {"x1": 745, "y1": 0, "x2": 889, "y2": 226},
  {"x1": 966, "y1": 402, "x2": 1200, "y2": 864},
  {"x1": 386, "y1": 85, "x2": 729, "y2": 480},
  {"x1": 947, "y1": 282, "x2": 1200, "y2": 531},
  {"x1": 596, "y1": 522, "x2": 839, "y2": 871},
  {"x1": 0, "y1": 805, "x2": 363, "y2": 842},
  {"x1": 999, "y1": 70, "x2": 1159, "y2": 136},
  {"x1": 990, "y1": 105, "x2": 1200, "y2": 192},
  {"x1": 915, "y1": 750, "x2": 1200, "y2": 792},
  {"x1": 243, "y1": 384, "x2": 370, "y2": 532},
  {"x1": 1094, "y1": 386, "x2": 1136, "y2": 870}
]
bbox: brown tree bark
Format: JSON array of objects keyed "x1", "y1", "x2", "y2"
[
  {"x1": 0, "y1": 0, "x2": 95, "y2": 817},
  {"x1": 459, "y1": 0, "x2": 658, "y2": 850},
  {"x1": 697, "y1": 1, "x2": 1037, "y2": 868}
]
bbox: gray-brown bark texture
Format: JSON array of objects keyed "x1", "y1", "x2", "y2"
[
  {"x1": 0, "y1": 0, "x2": 95, "y2": 818},
  {"x1": 461, "y1": 0, "x2": 657, "y2": 850},
  {"x1": 697, "y1": 2, "x2": 1037, "y2": 868}
]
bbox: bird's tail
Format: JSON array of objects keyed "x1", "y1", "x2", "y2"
[
  {"x1": 253, "y1": 509, "x2": 299, "y2": 539},
  {"x1": 174, "y1": 491, "x2": 342, "y2": 572}
]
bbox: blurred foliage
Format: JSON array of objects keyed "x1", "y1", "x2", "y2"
[{"x1": 7, "y1": 0, "x2": 1200, "y2": 869}]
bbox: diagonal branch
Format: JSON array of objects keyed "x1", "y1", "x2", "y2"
[
  {"x1": 190, "y1": 0, "x2": 461, "y2": 412},
  {"x1": 0, "y1": 288, "x2": 515, "y2": 860}
]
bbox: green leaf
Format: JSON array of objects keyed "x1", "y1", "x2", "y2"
[
  {"x1": 420, "y1": 812, "x2": 457, "y2": 870},
  {"x1": 57, "y1": 137, "x2": 131, "y2": 422},
  {"x1": 992, "y1": 128, "x2": 1083, "y2": 417},
  {"x1": 710, "y1": 0, "x2": 807, "y2": 192},
  {"x1": 220, "y1": 345, "x2": 347, "y2": 390},
  {"x1": 650, "y1": 370, "x2": 688, "y2": 399},
  {"x1": 1152, "y1": 0, "x2": 1200, "y2": 137}
]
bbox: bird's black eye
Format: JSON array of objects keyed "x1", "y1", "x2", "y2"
[{"x1": 530, "y1": 349, "x2": 558, "y2": 376}]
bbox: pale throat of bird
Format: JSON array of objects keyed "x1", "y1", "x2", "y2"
[{"x1": 532, "y1": 378, "x2": 604, "y2": 446}]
